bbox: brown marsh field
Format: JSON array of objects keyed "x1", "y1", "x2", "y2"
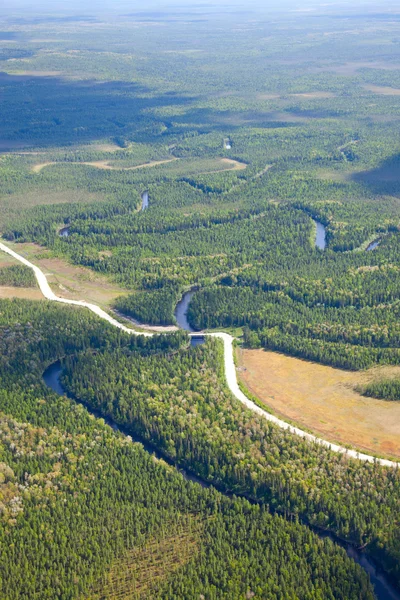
[{"x1": 238, "y1": 348, "x2": 400, "y2": 459}]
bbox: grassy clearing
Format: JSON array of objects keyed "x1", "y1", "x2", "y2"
[
  {"x1": 0, "y1": 287, "x2": 44, "y2": 300},
  {"x1": 3, "y1": 241, "x2": 130, "y2": 309},
  {"x1": 0, "y1": 254, "x2": 19, "y2": 269},
  {"x1": 0, "y1": 190, "x2": 107, "y2": 229},
  {"x1": 197, "y1": 157, "x2": 247, "y2": 174},
  {"x1": 0, "y1": 255, "x2": 41, "y2": 298},
  {"x1": 237, "y1": 347, "x2": 400, "y2": 459}
]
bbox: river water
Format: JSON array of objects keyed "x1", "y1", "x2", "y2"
[
  {"x1": 174, "y1": 290, "x2": 196, "y2": 331},
  {"x1": 42, "y1": 361, "x2": 206, "y2": 486},
  {"x1": 51, "y1": 204, "x2": 400, "y2": 598},
  {"x1": 174, "y1": 289, "x2": 204, "y2": 346},
  {"x1": 42, "y1": 361, "x2": 400, "y2": 600},
  {"x1": 314, "y1": 220, "x2": 327, "y2": 250},
  {"x1": 59, "y1": 226, "x2": 70, "y2": 238},
  {"x1": 313, "y1": 219, "x2": 383, "y2": 253},
  {"x1": 366, "y1": 239, "x2": 381, "y2": 252},
  {"x1": 141, "y1": 191, "x2": 149, "y2": 210}
]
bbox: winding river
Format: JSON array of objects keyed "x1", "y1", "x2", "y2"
[
  {"x1": 313, "y1": 219, "x2": 384, "y2": 254},
  {"x1": 0, "y1": 239, "x2": 398, "y2": 468},
  {"x1": 42, "y1": 361, "x2": 400, "y2": 600},
  {"x1": 174, "y1": 290, "x2": 195, "y2": 331},
  {"x1": 0, "y1": 236, "x2": 398, "y2": 597},
  {"x1": 42, "y1": 360, "x2": 206, "y2": 487}
]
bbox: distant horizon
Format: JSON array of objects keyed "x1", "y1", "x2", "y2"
[{"x1": 1, "y1": 0, "x2": 400, "y2": 17}]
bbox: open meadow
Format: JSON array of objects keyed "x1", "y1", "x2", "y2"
[{"x1": 238, "y1": 348, "x2": 400, "y2": 459}]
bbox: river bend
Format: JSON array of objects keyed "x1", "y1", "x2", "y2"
[{"x1": 0, "y1": 240, "x2": 398, "y2": 469}]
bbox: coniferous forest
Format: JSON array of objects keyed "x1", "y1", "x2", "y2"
[
  {"x1": 1, "y1": 1, "x2": 400, "y2": 598},
  {"x1": 0, "y1": 299, "x2": 377, "y2": 599}
]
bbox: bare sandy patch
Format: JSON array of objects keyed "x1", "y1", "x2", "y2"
[
  {"x1": 82, "y1": 158, "x2": 178, "y2": 171},
  {"x1": 364, "y1": 84, "x2": 400, "y2": 96},
  {"x1": 31, "y1": 162, "x2": 54, "y2": 173},
  {"x1": 291, "y1": 92, "x2": 335, "y2": 99},
  {"x1": 256, "y1": 93, "x2": 280, "y2": 100},
  {"x1": 88, "y1": 142, "x2": 122, "y2": 152},
  {"x1": 196, "y1": 158, "x2": 248, "y2": 175},
  {"x1": 12, "y1": 70, "x2": 62, "y2": 77},
  {"x1": 31, "y1": 158, "x2": 177, "y2": 173},
  {"x1": 238, "y1": 348, "x2": 400, "y2": 459},
  {"x1": 220, "y1": 158, "x2": 247, "y2": 170}
]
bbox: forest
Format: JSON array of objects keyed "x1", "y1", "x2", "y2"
[
  {"x1": 0, "y1": 264, "x2": 36, "y2": 287},
  {"x1": 1, "y1": 2, "x2": 400, "y2": 598},
  {"x1": 3, "y1": 93, "x2": 400, "y2": 370},
  {"x1": 0, "y1": 298, "x2": 375, "y2": 599}
]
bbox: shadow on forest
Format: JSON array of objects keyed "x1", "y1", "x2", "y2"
[
  {"x1": 0, "y1": 72, "x2": 198, "y2": 149},
  {"x1": 163, "y1": 107, "x2": 308, "y2": 133},
  {"x1": 351, "y1": 153, "x2": 400, "y2": 195},
  {"x1": 0, "y1": 71, "x2": 340, "y2": 150},
  {"x1": 0, "y1": 71, "x2": 310, "y2": 148}
]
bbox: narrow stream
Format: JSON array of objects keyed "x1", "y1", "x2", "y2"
[
  {"x1": 42, "y1": 361, "x2": 400, "y2": 600},
  {"x1": 59, "y1": 192, "x2": 149, "y2": 239},
  {"x1": 51, "y1": 202, "x2": 397, "y2": 599},
  {"x1": 42, "y1": 361, "x2": 206, "y2": 487},
  {"x1": 312, "y1": 219, "x2": 382, "y2": 253}
]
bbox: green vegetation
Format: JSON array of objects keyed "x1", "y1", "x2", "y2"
[
  {"x1": 1, "y1": 4, "x2": 400, "y2": 596},
  {"x1": 359, "y1": 379, "x2": 400, "y2": 402},
  {"x1": 3, "y1": 116, "x2": 400, "y2": 371},
  {"x1": 0, "y1": 299, "x2": 373, "y2": 599},
  {"x1": 59, "y1": 330, "x2": 400, "y2": 586},
  {"x1": 0, "y1": 265, "x2": 36, "y2": 287},
  {"x1": 113, "y1": 284, "x2": 181, "y2": 326}
]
